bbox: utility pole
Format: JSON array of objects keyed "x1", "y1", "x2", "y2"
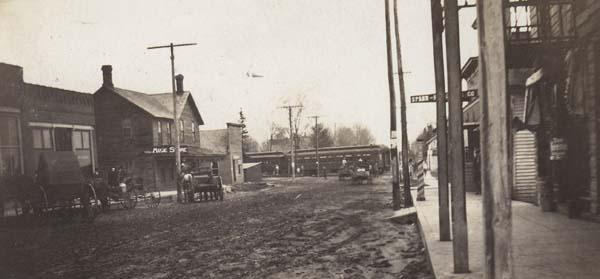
[
  {"x1": 444, "y1": 0, "x2": 469, "y2": 273},
  {"x1": 384, "y1": 0, "x2": 402, "y2": 210},
  {"x1": 431, "y1": 0, "x2": 451, "y2": 242},
  {"x1": 147, "y1": 42, "x2": 197, "y2": 203},
  {"x1": 309, "y1": 115, "x2": 321, "y2": 177},
  {"x1": 280, "y1": 105, "x2": 302, "y2": 179},
  {"x1": 477, "y1": 1, "x2": 514, "y2": 278},
  {"x1": 393, "y1": 0, "x2": 413, "y2": 208}
]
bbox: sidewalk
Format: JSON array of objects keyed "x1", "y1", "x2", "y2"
[{"x1": 413, "y1": 179, "x2": 600, "y2": 279}]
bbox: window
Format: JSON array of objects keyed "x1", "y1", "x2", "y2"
[
  {"x1": 82, "y1": 131, "x2": 90, "y2": 149},
  {"x1": 166, "y1": 122, "x2": 172, "y2": 145},
  {"x1": 32, "y1": 127, "x2": 53, "y2": 149},
  {"x1": 54, "y1": 128, "x2": 73, "y2": 151},
  {"x1": 157, "y1": 120, "x2": 163, "y2": 145},
  {"x1": 73, "y1": 130, "x2": 90, "y2": 150},
  {"x1": 73, "y1": 130, "x2": 83, "y2": 149},
  {"x1": 122, "y1": 119, "x2": 132, "y2": 139},
  {"x1": 0, "y1": 115, "x2": 22, "y2": 176},
  {"x1": 180, "y1": 120, "x2": 185, "y2": 143},
  {"x1": 192, "y1": 121, "x2": 196, "y2": 143}
]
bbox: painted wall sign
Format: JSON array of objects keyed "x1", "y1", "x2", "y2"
[{"x1": 144, "y1": 145, "x2": 189, "y2": 155}]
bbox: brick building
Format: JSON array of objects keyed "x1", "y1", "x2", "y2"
[
  {"x1": 94, "y1": 65, "x2": 205, "y2": 190},
  {"x1": 0, "y1": 63, "x2": 24, "y2": 178},
  {"x1": 0, "y1": 63, "x2": 96, "y2": 180}
]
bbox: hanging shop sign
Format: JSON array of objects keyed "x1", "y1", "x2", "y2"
[
  {"x1": 144, "y1": 145, "x2": 189, "y2": 155},
  {"x1": 550, "y1": 138, "x2": 567, "y2": 160}
]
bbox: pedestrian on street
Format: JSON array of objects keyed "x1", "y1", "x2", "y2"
[
  {"x1": 322, "y1": 165, "x2": 328, "y2": 179},
  {"x1": 274, "y1": 164, "x2": 280, "y2": 176},
  {"x1": 473, "y1": 147, "x2": 482, "y2": 195},
  {"x1": 108, "y1": 167, "x2": 118, "y2": 188}
]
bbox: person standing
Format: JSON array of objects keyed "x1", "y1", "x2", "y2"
[
  {"x1": 274, "y1": 164, "x2": 280, "y2": 176},
  {"x1": 108, "y1": 167, "x2": 118, "y2": 188},
  {"x1": 322, "y1": 165, "x2": 328, "y2": 179},
  {"x1": 473, "y1": 147, "x2": 482, "y2": 195}
]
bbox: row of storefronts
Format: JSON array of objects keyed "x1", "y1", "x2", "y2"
[
  {"x1": 425, "y1": 0, "x2": 600, "y2": 218},
  {"x1": 0, "y1": 63, "x2": 244, "y2": 190}
]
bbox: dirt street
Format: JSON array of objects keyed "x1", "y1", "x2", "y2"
[{"x1": 0, "y1": 175, "x2": 433, "y2": 279}]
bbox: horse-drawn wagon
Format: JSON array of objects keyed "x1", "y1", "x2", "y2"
[
  {"x1": 1, "y1": 151, "x2": 100, "y2": 222},
  {"x1": 182, "y1": 162, "x2": 224, "y2": 202},
  {"x1": 92, "y1": 171, "x2": 161, "y2": 210}
]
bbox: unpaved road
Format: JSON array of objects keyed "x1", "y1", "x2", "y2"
[{"x1": 0, "y1": 175, "x2": 433, "y2": 279}]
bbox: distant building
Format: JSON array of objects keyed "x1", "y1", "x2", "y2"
[
  {"x1": 94, "y1": 65, "x2": 205, "y2": 190},
  {"x1": 199, "y1": 123, "x2": 244, "y2": 185},
  {"x1": 243, "y1": 162, "x2": 262, "y2": 182}
]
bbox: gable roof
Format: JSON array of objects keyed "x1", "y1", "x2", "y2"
[{"x1": 103, "y1": 86, "x2": 204, "y2": 124}]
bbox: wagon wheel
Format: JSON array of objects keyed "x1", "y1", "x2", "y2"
[
  {"x1": 121, "y1": 188, "x2": 139, "y2": 209},
  {"x1": 83, "y1": 183, "x2": 101, "y2": 222},
  {"x1": 146, "y1": 191, "x2": 161, "y2": 208}
]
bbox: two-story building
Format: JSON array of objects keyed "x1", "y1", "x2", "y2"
[
  {"x1": 0, "y1": 63, "x2": 96, "y2": 180},
  {"x1": 0, "y1": 63, "x2": 24, "y2": 178},
  {"x1": 94, "y1": 65, "x2": 206, "y2": 190}
]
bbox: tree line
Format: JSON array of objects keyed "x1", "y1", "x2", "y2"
[{"x1": 239, "y1": 108, "x2": 376, "y2": 154}]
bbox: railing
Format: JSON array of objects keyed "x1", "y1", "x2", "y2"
[{"x1": 506, "y1": 0, "x2": 576, "y2": 45}]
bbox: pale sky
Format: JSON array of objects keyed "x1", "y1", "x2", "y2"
[{"x1": 0, "y1": 0, "x2": 478, "y2": 145}]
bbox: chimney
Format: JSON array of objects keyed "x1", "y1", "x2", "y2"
[
  {"x1": 175, "y1": 74, "x2": 184, "y2": 94},
  {"x1": 101, "y1": 65, "x2": 113, "y2": 87}
]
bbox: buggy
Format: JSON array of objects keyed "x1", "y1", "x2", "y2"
[{"x1": 183, "y1": 162, "x2": 224, "y2": 202}]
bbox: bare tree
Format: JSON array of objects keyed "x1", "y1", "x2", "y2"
[
  {"x1": 353, "y1": 124, "x2": 375, "y2": 145},
  {"x1": 333, "y1": 124, "x2": 375, "y2": 146},
  {"x1": 334, "y1": 126, "x2": 355, "y2": 146}
]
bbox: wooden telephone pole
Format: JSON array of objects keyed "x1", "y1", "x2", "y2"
[
  {"x1": 280, "y1": 105, "x2": 303, "y2": 179},
  {"x1": 393, "y1": 0, "x2": 413, "y2": 208},
  {"x1": 147, "y1": 42, "x2": 196, "y2": 203},
  {"x1": 431, "y1": 0, "x2": 451, "y2": 241},
  {"x1": 445, "y1": 0, "x2": 469, "y2": 273},
  {"x1": 308, "y1": 115, "x2": 321, "y2": 177},
  {"x1": 477, "y1": 1, "x2": 514, "y2": 277},
  {"x1": 384, "y1": 0, "x2": 402, "y2": 210}
]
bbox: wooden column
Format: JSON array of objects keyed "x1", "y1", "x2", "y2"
[
  {"x1": 444, "y1": 0, "x2": 469, "y2": 273},
  {"x1": 431, "y1": 0, "x2": 451, "y2": 241},
  {"x1": 477, "y1": 0, "x2": 514, "y2": 278}
]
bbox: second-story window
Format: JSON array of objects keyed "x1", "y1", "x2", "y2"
[
  {"x1": 157, "y1": 120, "x2": 163, "y2": 145},
  {"x1": 166, "y1": 122, "x2": 172, "y2": 145},
  {"x1": 122, "y1": 118, "x2": 132, "y2": 139},
  {"x1": 192, "y1": 121, "x2": 196, "y2": 143},
  {"x1": 180, "y1": 119, "x2": 185, "y2": 143}
]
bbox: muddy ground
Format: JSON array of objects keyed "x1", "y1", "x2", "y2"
[{"x1": 0, "y1": 175, "x2": 433, "y2": 279}]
